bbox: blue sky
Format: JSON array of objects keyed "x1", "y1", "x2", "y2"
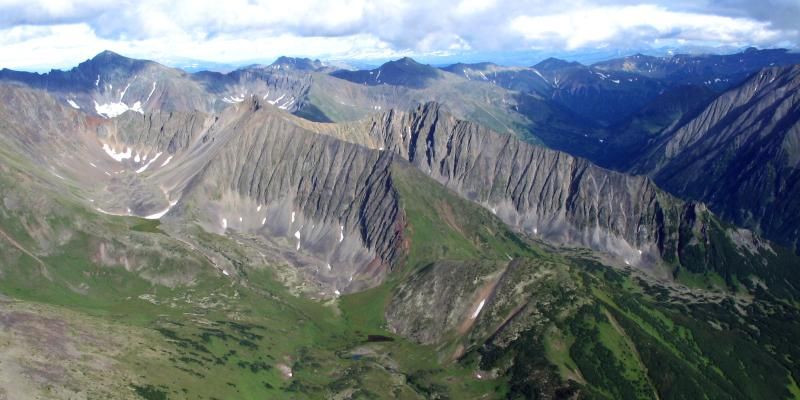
[{"x1": 1, "y1": 0, "x2": 798, "y2": 71}]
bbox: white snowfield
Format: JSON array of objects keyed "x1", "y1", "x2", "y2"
[
  {"x1": 102, "y1": 143, "x2": 133, "y2": 162},
  {"x1": 136, "y1": 152, "x2": 163, "y2": 174},
  {"x1": 143, "y1": 198, "x2": 179, "y2": 220},
  {"x1": 471, "y1": 299, "x2": 486, "y2": 319},
  {"x1": 94, "y1": 100, "x2": 144, "y2": 118}
]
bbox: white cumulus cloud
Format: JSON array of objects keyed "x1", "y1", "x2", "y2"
[
  {"x1": 0, "y1": 0, "x2": 796, "y2": 70},
  {"x1": 510, "y1": 4, "x2": 784, "y2": 50}
]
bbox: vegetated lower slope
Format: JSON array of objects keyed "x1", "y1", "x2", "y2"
[
  {"x1": 358, "y1": 162, "x2": 800, "y2": 400},
  {"x1": 1, "y1": 83, "x2": 800, "y2": 399},
  {"x1": 0, "y1": 86, "x2": 524, "y2": 398},
  {"x1": 630, "y1": 65, "x2": 800, "y2": 253}
]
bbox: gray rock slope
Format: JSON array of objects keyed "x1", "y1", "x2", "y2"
[
  {"x1": 631, "y1": 65, "x2": 800, "y2": 251},
  {"x1": 310, "y1": 102, "x2": 789, "y2": 281},
  {"x1": 0, "y1": 82, "x2": 784, "y2": 294}
]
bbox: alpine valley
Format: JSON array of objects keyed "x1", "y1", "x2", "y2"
[{"x1": 0, "y1": 48, "x2": 799, "y2": 400}]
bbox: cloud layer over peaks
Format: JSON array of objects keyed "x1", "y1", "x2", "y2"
[{"x1": 0, "y1": 0, "x2": 797, "y2": 70}]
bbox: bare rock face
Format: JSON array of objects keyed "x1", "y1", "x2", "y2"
[
  {"x1": 631, "y1": 65, "x2": 800, "y2": 251},
  {"x1": 0, "y1": 83, "x2": 785, "y2": 296},
  {"x1": 0, "y1": 87, "x2": 408, "y2": 295},
  {"x1": 189, "y1": 105, "x2": 406, "y2": 292},
  {"x1": 329, "y1": 102, "x2": 718, "y2": 272}
]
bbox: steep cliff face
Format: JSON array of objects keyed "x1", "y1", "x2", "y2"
[
  {"x1": 324, "y1": 103, "x2": 686, "y2": 270},
  {"x1": 307, "y1": 102, "x2": 790, "y2": 282},
  {"x1": 192, "y1": 66, "x2": 314, "y2": 113},
  {"x1": 0, "y1": 86, "x2": 408, "y2": 295},
  {"x1": 632, "y1": 66, "x2": 800, "y2": 251},
  {"x1": 184, "y1": 102, "x2": 406, "y2": 292},
  {"x1": 1, "y1": 82, "x2": 787, "y2": 290}
]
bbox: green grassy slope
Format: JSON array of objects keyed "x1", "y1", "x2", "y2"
[{"x1": 1, "y1": 143, "x2": 799, "y2": 399}]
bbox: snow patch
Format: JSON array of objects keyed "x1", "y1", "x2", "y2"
[
  {"x1": 143, "y1": 198, "x2": 178, "y2": 220},
  {"x1": 531, "y1": 68, "x2": 549, "y2": 84},
  {"x1": 222, "y1": 270, "x2": 230, "y2": 276},
  {"x1": 67, "y1": 99, "x2": 80, "y2": 109},
  {"x1": 269, "y1": 94, "x2": 286, "y2": 105},
  {"x1": 261, "y1": 217, "x2": 266, "y2": 225},
  {"x1": 145, "y1": 82, "x2": 157, "y2": 103},
  {"x1": 130, "y1": 101, "x2": 144, "y2": 113},
  {"x1": 291, "y1": 211, "x2": 295, "y2": 223},
  {"x1": 339, "y1": 225, "x2": 344, "y2": 242},
  {"x1": 221, "y1": 95, "x2": 245, "y2": 104},
  {"x1": 471, "y1": 299, "x2": 486, "y2": 319},
  {"x1": 102, "y1": 144, "x2": 133, "y2": 162},
  {"x1": 160, "y1": 155, "x2": 173, "y2": 167},
  {"x1": 119, "y1": 82, "x2": 132, "y2": 101},
  {"x1": 278, "y1": 97, "x2": 294, "y2": 110},
  {"x1": 222, "y1": 218, "x2": 228, "y2": 229},
  {"x1": 95, "y1": 207, "x2": 126, "y2": 216},
  {"x1": 294, "y1": 230, "x2": 301, "y2": 250},
  {"x1": 94, "y1": 100, "x2": 143, "y2": 118},
  {"x1": 135, "y1": 152, "x2": 162, "y2": 173}
]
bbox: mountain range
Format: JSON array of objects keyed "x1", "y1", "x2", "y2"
[{"x1": 0, "y1": 48, "x2": 799, "y2": 399}]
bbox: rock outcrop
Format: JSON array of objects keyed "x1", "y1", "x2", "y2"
[{"x1": 631, "y1": 65, "x2": 800, "y2": 251}]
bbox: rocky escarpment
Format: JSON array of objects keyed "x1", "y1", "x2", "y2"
[
  {"x1": 193, "y1": 66, "x2": 314, "y2": 113},
  {"x1": 101, "y1": 111, "x2": 213, "y2": 154},
  {"x1": 0, "y1": 87, "x2": 408, "y2": 294},
  {"x1": 180, "y1": 99, "x2": 406, "y2": 293},
  {"x1": 631, "y1": 65, "x2": 800, "y2": 251},
  {"x1": 315, "y1": 102, "x2": 777, "y2": 276},
  {"x1": 357, "y1": 103, "x2": 683, "y2": 268}
]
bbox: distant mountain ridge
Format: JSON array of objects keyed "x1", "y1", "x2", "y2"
[
  {"x1": 331, "y1": 57, "x2": 444, "y2": 88},
  {"x1": 2, "y1": 49, "x2": 800, "y2": 399}
]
